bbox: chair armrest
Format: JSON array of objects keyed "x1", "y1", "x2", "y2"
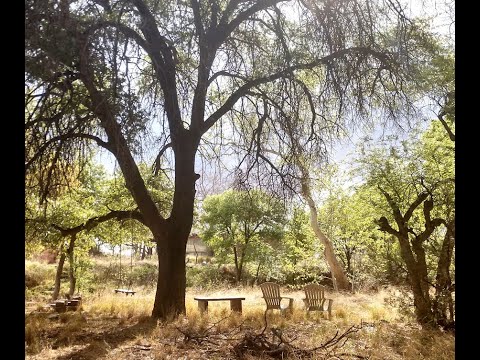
[
  {"x1": 280, "y1": 297, "x2": 294, "y2": 311},
  {"x1": 326, "y1": 298, "x2": 333, "y2": 311}
]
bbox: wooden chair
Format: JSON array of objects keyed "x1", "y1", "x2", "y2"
[
  {"x1": 302, "y1": 284, "x2": 333, "y2": 320},
  {"x1": 259, "y1": 282, "x2": 294, "y2": 315}
]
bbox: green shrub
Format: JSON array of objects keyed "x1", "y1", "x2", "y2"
[
  {"x1": 127, "y1": 263, "x2": 158, "y2": 287},
  {"x1": 25, "y1": 261, "x2": 56, "y2": 288},
  {"x1": 187, "y1": 264, "x2": 234, "y2": 289}
]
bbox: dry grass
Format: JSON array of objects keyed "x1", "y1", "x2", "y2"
[
  {"x1": 25, "y1": 286, "x2": 454, "y2": 360},
  {"x1": 87, "y1": 291, "x2": 153, "y2": 319}
]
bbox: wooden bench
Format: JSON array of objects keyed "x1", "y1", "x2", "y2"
[
  {"x1": 49, "y1": 296, "x2": 82, "y2": 312},
  {"x1": 193, "y1": 296, "x2": 246, "y2": 314},
  {"x1": 114, "y1": 288, "x2": 136, "y2": 296}
]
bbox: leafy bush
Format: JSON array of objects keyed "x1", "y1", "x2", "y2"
[
  {"x1": 127, "y1": 263, "x2": 158, "y2": 287},
  {"x1": 187, "y1": 264, "x2": 236, "y2": 289},
  {"x1": 384, "y1": 286, "x2": 416, "y2": 321},
  {"x1": 75, "y1": 257, "x2": 95, "y2": 294},
  {"x1": 25, "y1": 261, "x2": 56, "y2": 289}
]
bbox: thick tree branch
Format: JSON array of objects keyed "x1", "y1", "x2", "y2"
[
  {"x1": 207, "y1": 71, "x2": 247, "y2": 87},
  {"x1": 190, "y1": 0, "x2": 205, "y2": 40},
  {"x1": 77, "y1": 32, "x2": 166, "y2": 229},
  {"x1": 404, "y1": 192, "x2": 428, "y2": 222},
  {"x1": 86, "y1": 20, "x2": 149, "y2": 53},
  {"x1": 128, "y1": 0, "x2": 184, "y2": 138},
  {"x1": 378, "y1": 187, "x2": 404, "y2": 227},
  {"x1": 438, "y1": 110, "x2": 455, "y2": 141},
  {"x1": 375, "y1": 216, "x2": 401, "y2": 238},
  {"x1": 222, "y1": 0, "x2": 286, "y2": 43},
  {"x1": 51, "y1": 209, "x2": 146, "y2": 237},
  {"x1": 412, "y1": 198, "x2": 445, "y2": 244}
]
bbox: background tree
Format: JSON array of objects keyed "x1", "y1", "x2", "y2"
[
  {"x1": 26, "y1": 160, "x2": 172, "y2": 299},
  {"x1": 201, "y1": 189, "x2": 285, "y2": 284},
  {"x1": 315, "y1": 168, "x2": 404, "y2": 290},
  {"x1": 355, "y1": 121, "x2": 454, "y2": 328},
  {"x1": 281, "y1": 207, "x2": 318, "y2": 284},
  {"x1": 26, "y1": 0, "x2": 426, "y2": 318}
]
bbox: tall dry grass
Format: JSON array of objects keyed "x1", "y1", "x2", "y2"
[{"x1": 25, "y1": 285, "x2": 454, "y2": 359}]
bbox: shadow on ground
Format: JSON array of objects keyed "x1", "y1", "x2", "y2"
[{"x1": 55, "y1": 317, "x2": 158, "y2": 360}]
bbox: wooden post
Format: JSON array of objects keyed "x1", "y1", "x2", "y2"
[
  {"x1": 288, "y1": 298, "x2": 294, "y2": 313},
  {"x1": 230, "y1": 299, "x2": 242, "y2": 313},
  {"x1": 198, "y1": 300, "x2": 208, "y2": 314}
]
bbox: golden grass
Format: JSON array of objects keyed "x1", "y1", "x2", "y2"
[
  {"x1": 87, "y1": 291, "x2": 153, "y2": 318},
  {"x1": 25, "y1": 286, "x2": 454, "y2": 360}
]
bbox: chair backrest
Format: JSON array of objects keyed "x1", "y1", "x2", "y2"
[
  {"x1": 260, "y1": 282, "x2": 282, "y2": 309},
  {"x1": 304, "y1": 284, "x2": 326, "y2": 308}
]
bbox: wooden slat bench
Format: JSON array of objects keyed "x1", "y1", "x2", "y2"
[
  {"x1": 193, "y1": 296, "x2": 246, "y2": 314},
  {"x1": 114, "y1": 288, "x2": 136, "y2": 296}
]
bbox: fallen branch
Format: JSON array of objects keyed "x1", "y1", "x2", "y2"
[{"x1": 232, "y1": 321, "x2": 365, "y2": 359}]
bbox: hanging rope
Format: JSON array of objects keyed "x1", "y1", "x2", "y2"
[
  {"x1": 114, "y1": 217, "x2": 136, "y2": 296},
  {"x1": 118, "y1": 243, "x2": 122, "y2": 288},
  {"x1": 128, "y1": 214, "x2": 134, "y2": 289}
]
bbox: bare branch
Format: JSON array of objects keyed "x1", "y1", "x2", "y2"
[
  {"x1": 153, "y1": 142, "x2": 172, "y2": 176},
  {"x1": 202, "y1": 47, "x2": 395, "y2": 134}
]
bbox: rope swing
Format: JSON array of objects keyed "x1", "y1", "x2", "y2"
[{"x1": 114, "y1": 214, "x2": 136, "y2": 296}]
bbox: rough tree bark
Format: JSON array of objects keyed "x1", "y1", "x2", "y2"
[
  {"x1": 151, "y1": 142, "x2": 198, "y2": 318},
  {"x1": 52, "y1": 248, "x2": 67, "y2": 301},
  {"x1": 67, "y1": 234, "x2": 76, "y2": 296}
]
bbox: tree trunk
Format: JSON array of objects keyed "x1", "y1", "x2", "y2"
[
  {"x1": 299, "y1": 166, "x2": 350, "y2": 291},
  {"x1": 376, "y1": 190, "x2": 445, "y2": 327},
  {"x1": 233, "y1": 245, "x2": 241, "y2": 283},
  {"x1": 52, "y1": 248, "x2": 66, "y2": 301},
  {"x1": 303, "y1": 192, "x2": 350, "y2": 290},
  {"x1": 78, "y1": 30, "x2": 197, "y2": 320},
  {"x1": 151, "y1": 142, "x2": 198, "y2": 319},
  {"x1": 152, "y1": 233, "x2": 187, "y2": 319},
  {"x1": 238, "y1": 252, "x2": 245, "y2": 284},
  {"x1": 434, "y1": 219, "x2": 455, "y2": 325},
  {"x1": 132, "y1": 243, "x2": 139, "y2": 257},
  {"x1": 193, "y1": 242, "x2": 199, "y2": 264},
  {"x1": 344, "y1": 247, "x2": 353, "y2": 275},
  {"x1": 397, "y1": 235, "x2": 435, "y2": 326},
  {"x1": 255, "y1": 261, "x2": 262, "y2": 286},
  {"x1": 67, "y1": 234, "x2": 76, "y2": 297}
]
